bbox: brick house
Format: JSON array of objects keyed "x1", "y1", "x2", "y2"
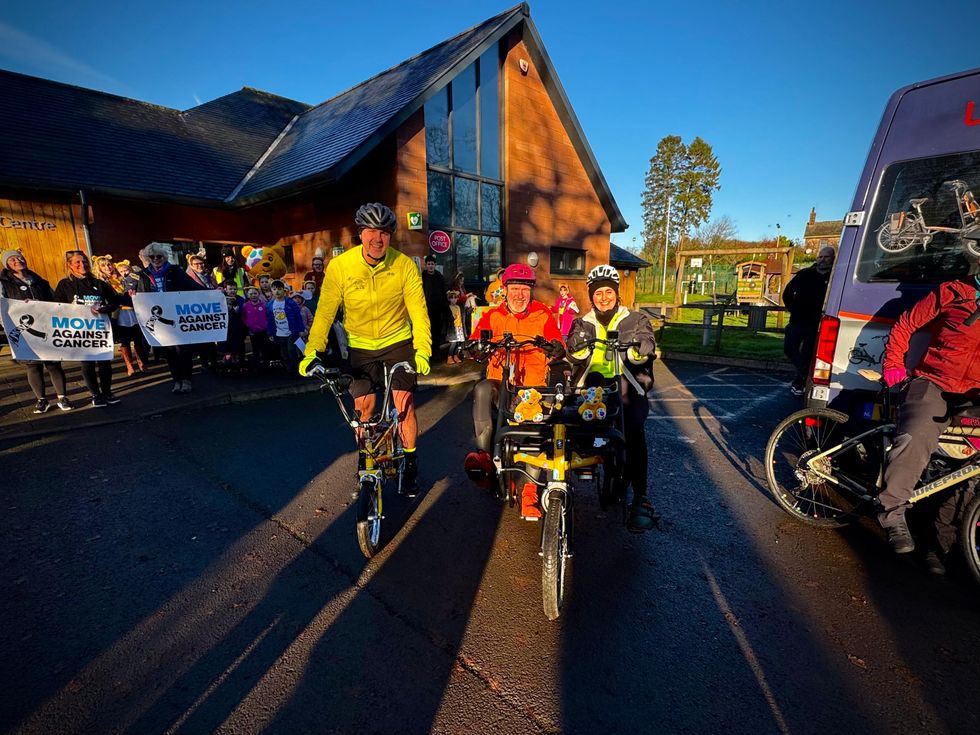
[
  {"x1": 0, "y1": 3, "x2": 625, "y2": 312},
  {"x1": 802, "y1": 208, "x2": 843, "y2": 254}
]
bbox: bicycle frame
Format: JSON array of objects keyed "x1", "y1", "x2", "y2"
[
  {"x1": 798, "y1": 379, "x2": 980, "y2": 507},
  {"x1": 319, "y1": 360, "x2": 412, "y2": 475}
]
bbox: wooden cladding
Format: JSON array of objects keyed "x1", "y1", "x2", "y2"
[{"x1": 0, "y1": 199, "x2": 84, "y2": 286}]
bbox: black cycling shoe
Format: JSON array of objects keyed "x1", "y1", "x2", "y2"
[
  {"x1": 884, "y1": 520, "x2": 914, "y2": 554},
  {"x1": 402, "y1": 454, "x2": 419, "y2": 498}
]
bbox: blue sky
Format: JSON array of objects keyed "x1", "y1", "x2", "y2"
[{"x1": 2, "y1": 0, "x2": 979, "y2": 246}]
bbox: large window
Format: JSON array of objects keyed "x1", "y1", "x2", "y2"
[
  {"x1": 424, "y1": 46, "x2": 502, "y2": 284},
  {"x1": 857, "y1": 151, "x2": 980, "y2": 283}
]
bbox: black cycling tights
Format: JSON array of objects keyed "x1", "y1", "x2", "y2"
[
  {"x1": 80, "y1": 360, "x2": 113, "y2": 398},
  {"x1": 24, "y1": 361, "x2": 67, "y2": 400}
]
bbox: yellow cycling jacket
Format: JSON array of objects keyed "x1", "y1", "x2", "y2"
[{"x1": 305, "y1": 245, "x2": 431, "y2": 358}]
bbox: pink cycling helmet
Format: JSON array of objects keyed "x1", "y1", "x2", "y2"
[{"x1": 501, "y1": 263, "x2": 536, "y2": 286}]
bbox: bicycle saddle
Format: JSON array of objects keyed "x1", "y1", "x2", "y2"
[{"x1": 908, "y1": 198, "x2": 929, "y2": 208}]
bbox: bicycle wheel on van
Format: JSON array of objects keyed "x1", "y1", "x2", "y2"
[
  {"x1": 542, "y1": 490, "x2": 571, "y2": 620},
  {"x1": 765, "y1": 408, "x2": 862, "y2": 528},
  {"x1": 356, "y1": 477, "x2": 383, "y2": 558},
  {"x1": 959, "y1": 492, "x2": 980, "y2": 589}
]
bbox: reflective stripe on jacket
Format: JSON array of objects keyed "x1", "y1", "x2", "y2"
[{"x1": 306, "y1": 246, "x2": 431, "y2": 357}]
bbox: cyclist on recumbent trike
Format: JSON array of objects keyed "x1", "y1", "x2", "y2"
[
  {"x1": 565, "y1": 265, "x2": 660, "y2": 532},
  {"x1": 462, "y1": 263, "x2": 565, "y2": 518}
]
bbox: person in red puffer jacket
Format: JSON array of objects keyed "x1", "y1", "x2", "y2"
[{"x1": 878, "y1": 275, "x2": 980, "y2": 564}]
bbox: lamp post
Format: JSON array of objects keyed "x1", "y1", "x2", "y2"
[{"x1": 662, "y1": 194, "x2": 672, "y2": 295}]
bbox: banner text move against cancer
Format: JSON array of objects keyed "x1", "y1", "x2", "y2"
[
  {"x1": 0, "y1": 297, "x2": 114, "y2": 361},
  {"x1": 132, "y1": 291, "x2": 229, "y2": 347}
]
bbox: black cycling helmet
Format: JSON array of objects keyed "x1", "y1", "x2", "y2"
[{"x1": 354, "y1": 203, "x2": 397, "y2": 233}]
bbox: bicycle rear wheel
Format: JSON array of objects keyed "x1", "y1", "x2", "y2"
[
  {"x1": 542, "y1": 491, "x2": 571, "y2": 620},
  {"x1": 959, "y1": 492, "x2": 980, "y2": 589},
  {"x1": 356, "y1": 478, "x2": 383, "y2": 558},
  {"x1": 765, "y1": 408, "x2": 863, "y2": 528}
]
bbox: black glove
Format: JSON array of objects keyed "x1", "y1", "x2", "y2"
[{"x1": 534, "y1": 336, "x2": 565, "y2": 359}]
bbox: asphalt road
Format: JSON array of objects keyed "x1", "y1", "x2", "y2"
[{"x1": 2, "y1": 359, "x2": 979, "y2": 735}]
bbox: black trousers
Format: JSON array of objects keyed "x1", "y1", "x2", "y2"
[
  {"x1": 23, "y1": 361, "x2": 67, "y2": 400},
  {"x1": 80, "y1": 360, "x2": 112, "y2": 397},
  {"x1": 163, "y1": 346, "x2": 194, "y2": 382},
  {"x1": 783, "y1": 321, "x2": 817, "y2": 388}
]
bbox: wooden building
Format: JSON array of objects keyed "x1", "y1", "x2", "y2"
[{"x1": 0, "y1": 4, "x2": 625, "y2": 312}]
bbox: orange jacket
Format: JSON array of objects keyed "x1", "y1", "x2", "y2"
[{"x1": 470, "y1": 300, "x2": 563, "y2": 386}]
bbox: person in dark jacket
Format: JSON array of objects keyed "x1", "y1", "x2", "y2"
[
  {"x1": 54, "y1": 250, "x2": 125, "y2": 408},
  {"x1": 1, "y1": 249, "x2": 74, "y2": 413},
  {"x1": 566, "y1": 264, "x2": 659, "y2": 532},
  {"x1": 876, "y1": 275, "x2": 980, "y2": 568},
  {"x1": 782, "y1": 247, "x2": 835, "y2": 395},
  {"x1": 135, "y1": 242, "x2": 204, "y2": 394},
  {"x1": 421, "y1": 255, "x2": 450, "y2": 357}
]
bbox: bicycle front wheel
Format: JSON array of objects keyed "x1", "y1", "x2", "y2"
[
  {"x1": 542, "y1": 491, "x2": 571, "y2": 620},
  {"x1": 765, "y1": 408, "x2": 862, "y2": 528},
  {"x1": 356, "y1": 478, "x2": 383, "y2": 558},
  {"x1": 959, "y1": 491, "x2": 980, "y2": 589}
]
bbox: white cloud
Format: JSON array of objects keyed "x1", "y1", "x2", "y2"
[{"x1": 0, "y1": 20, "x2": 130, "y2": 93}]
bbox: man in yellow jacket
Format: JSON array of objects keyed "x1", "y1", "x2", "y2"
[{"x1": 300, "y1": 203, "x2": 431, "y2": 495}]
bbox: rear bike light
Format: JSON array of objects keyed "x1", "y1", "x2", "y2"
[
  {"x1": 803, "y1": 417, "x2": 824, "y2": 428},
  {"x1": 811, "y1": 315, "x2": 840, "y2": 386}
]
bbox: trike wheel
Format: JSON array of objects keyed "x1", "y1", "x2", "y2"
[
  {"x1": 765, "y1": 408, "x2": 861, "y2": 528},
  {"x1": 542, "y1": 492, "x2": 571, "y2": 620},
  {"x1": 959, "y1": 491, "x2": 980, "y2": 589},
  {"x1": 356, "y1": 478, "x2": 383, "y2": 558}
]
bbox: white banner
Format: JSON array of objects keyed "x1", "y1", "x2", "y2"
[
  {"x1": 132, "y1": 291, "x2": 228, "y2": 347},
  {"x1": 0, "y1": 297, "x2": 114, "y2": 361}
]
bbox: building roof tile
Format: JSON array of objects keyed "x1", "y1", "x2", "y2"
[{"x1": 0, "y1": 3, "x2": 625, "y2": 229}]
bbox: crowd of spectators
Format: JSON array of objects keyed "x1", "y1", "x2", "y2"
[{"x1": 0, "y1": 244, "x2": 339, "y2": 415}]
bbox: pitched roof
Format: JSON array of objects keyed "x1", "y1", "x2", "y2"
[
  {"x1": 0, "y1": 4, "x2": 625, "y2": 229},
  {"x1": 804, "y1": 219, "x2": 843, "y2": 238},
  {"x1": 0, "y1": 72, "x2": 308, "y2": 203},
  {"x1": 609, "y1": 243, "x2": 651, "y2": 268},
  {"x1": 235, "y1": 5, "x2": 523, "y2": 201}
]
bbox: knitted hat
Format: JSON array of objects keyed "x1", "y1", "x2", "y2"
[{"x1": 2, "y1": 249, "x2": 24, "y2": 268}]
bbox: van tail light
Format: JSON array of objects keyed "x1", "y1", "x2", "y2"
[{"x1": 811, "y1": 315, "x2": 840, "y2": 386}]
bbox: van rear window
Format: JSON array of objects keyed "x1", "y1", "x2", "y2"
[{"x1": 857, "y1": 150, "x2": 980, "y2": 283}]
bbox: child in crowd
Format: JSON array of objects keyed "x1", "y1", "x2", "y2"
[
  {"x1": 257, "y1": 274, "x2": 273, "y2": 302},
  {"x1": 290, "y1": 290, "x2": 314, "y2": 339},
  {"x1": 446, "y1": 289, "x2": 467, "y2": 364},
  {"x1": 265, "y1": 279, "x2": 304, "y2": 373},
  {"x1": 241, "y1": 286, "x2": 270, "y2": 368},
  {"x1": 552, "y1": 282, "x2": 579, "y2": 338},
  {"x1": 302, "y1": 279, "x2": 319, "y2": 314},
  {"x1": 217, "y1": 280, "x2": 246, "y2": 367}
]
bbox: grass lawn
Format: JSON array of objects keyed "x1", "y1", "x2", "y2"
[{"x1": 657, "y1": 325, "x2": 787, "y2": 360}]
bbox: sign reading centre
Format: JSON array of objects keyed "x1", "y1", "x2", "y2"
[
  {"x1": 0, "y1": 297, "x2": 114, "y2": 361},
  {"x1": 428, "y1": 230, "x2": 451, "y2": 254},
  {"x1": 132, "y1": 291, "x2": 228, "y2": 347}
]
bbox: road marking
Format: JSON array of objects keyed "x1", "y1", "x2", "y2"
[{"x1": 701, "y1": 559, "x2": 792, "y2": 735}]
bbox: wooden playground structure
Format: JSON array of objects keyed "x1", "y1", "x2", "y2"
[{"x1": 672, "y1": 246, "x2": 794, "y2": 306}]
